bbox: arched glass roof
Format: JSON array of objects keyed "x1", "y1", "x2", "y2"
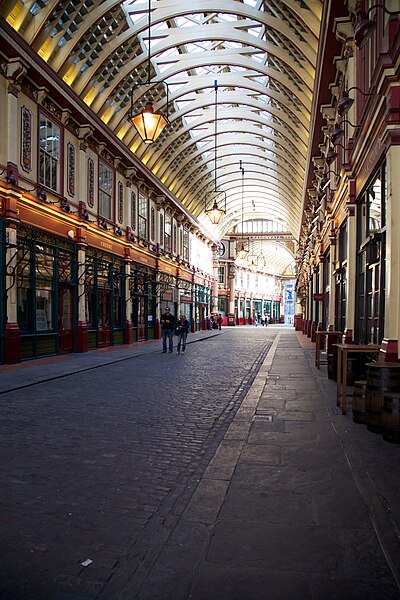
[{"x1": 3, "y1": 0, "x2": 323, "y2": 275}]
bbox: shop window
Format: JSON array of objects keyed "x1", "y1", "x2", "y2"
[
  {"x1": 39, "y1": 114, "x2": 60, "y2": 192},
  {"x1": 85, "y1": 256, "x2": 95, "y2": 328},
  {"x1": 99, "y1": 161, "x2": 113, "y2": 220},
  {"x1": 35, "y1": 245, "x2": 54, "y2": 332},
  {"x1": 218, "y1": 297, "x2": 227, "y2": 314},
  {"x1": 17, "y1": 246, "x2": 32, "y2": 332},
  {"x1": 138, "y1": 191, "x2": 148, "y2": 239},
  {"x1": 113, "y1": 265, "x2": 123, "y2": 326}
]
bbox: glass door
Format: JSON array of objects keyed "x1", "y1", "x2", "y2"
[
  {"x1": 137, "y1": 294, "x2": 146, "y2": 341},
  {"x1": 98, "y1": 289, "x2": 111, "y2": 347},
  {"x1": 58, "y1": 285, "x2": 73, "y2": 352}
]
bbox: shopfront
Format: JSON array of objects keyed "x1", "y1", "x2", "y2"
[
  {"x1": 0, "y1": 219, "x2": 5, "y2": 364},
  {"x1": 129, "y1": 264, "x2": 157, "y2": 341},
  {"x1": 355, "y1": 161, "x2": 386, "y2": 345},
  {"x1": 16, "y1": 226, "x2": 77, "y2": 359},
  {"x1": 178, "y1": 278, "x2": 193, "y2": 331},
  {"x1": 83, "y1": 248, "x2": 125, "y2": 349},
  {"x1": 195, "y1": 283, "x2": 209, "y2": 331}
]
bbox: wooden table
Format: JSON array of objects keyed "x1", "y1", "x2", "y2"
[
  {"x1": 335, "y1": 343, "x2": 381, "y2": 414},
  {"x1": 315, "y1": 331, "x2": 342, "y2": 369}
]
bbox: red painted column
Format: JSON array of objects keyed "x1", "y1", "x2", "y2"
[{"x1": 5, "y1": 323, "x2": 21, "y2": 364}]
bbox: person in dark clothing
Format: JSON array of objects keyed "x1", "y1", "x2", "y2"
[
  {"x1": 175, "y1": 314, "x2": 189, "y2": 354},
  {"x1": 217, "y1": 314, "x2": 223, "y2": 331},
  {"x1": 160, "y1": 307, "x2": 175, "y2": 353}
]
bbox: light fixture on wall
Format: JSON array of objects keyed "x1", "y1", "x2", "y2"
[
  {"x1": 337, "y1": 86, "x2": 373, "y2": 117},
  {"x1": 5, "y1": 172, "x2": 16, "y2": 185},
  {"x1": 61, "y1": 199, "x2": 71, "y2": 212},
  {"x1": 325, "y1": 146, "x2": 338, "y2": 165},
  {"x1": 236, "y1": 160, "x2": 249, "y2": 260},
  {"x1": 204, "y1": 80, "x2": 226, "y2": 225},
  {"x1": 354, "y1": 4, "x2": 400, "y2": 49},
  {"x1": 128, "y1": 0, "x2": 170, "y2": 143},
  {"x1": 330, "y1": 120, "x2": 360, "y2": 145},
  {"x1": 321, "y1": 169, "x2": 340, "y2": 190},
  {"x1": 38, "y1": 188, "x2": 47, "y2": 202}
]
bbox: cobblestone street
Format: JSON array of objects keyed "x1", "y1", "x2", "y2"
[{"x1": 1, "y1": 327, "x2": 272, "y2": 599}]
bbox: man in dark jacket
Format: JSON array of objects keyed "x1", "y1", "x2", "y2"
[
  {"x1": 175, "y1": 314, "x2": 189, "y2": 354},
  {"x1": 160, "y1": 307, "x2": 175, "y2": 353}
]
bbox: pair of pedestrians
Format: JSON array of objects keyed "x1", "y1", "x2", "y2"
[{"x1": 160, "y1": 308, "x2": 189, "y2": 354}]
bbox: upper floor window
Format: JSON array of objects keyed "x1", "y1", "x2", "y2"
[
  {"x1": 159, "y1": 213, "x2": 164, "y2": 246},
  {"x1": 183, "y1": 229, "x2": 189, "y2": 261},
  {"x1": 165, "y1": 213, "x2": 172, "y2": 252},
  {"x1": 357, "y1": 161, "x2": 387, "y2": 243},
  {"x1": 218, "y1": 265, "x2": 225, "y2": 284},
  {"x1": 151, "y1": 207, "x2": 156, "y2": 241},
  {"x1": 173, "y1": 224, "x2": 177, "y2": 254},
  {"x1": 367, "y1": 173, "x2": 384, "y2": 234},
  {"x1": 98, "y1": 161, "x2": 113, "y2": 220},
  {"x1": 138, "y1": 191, "x2": 148, "y2": 239},
  {"x1": 131, "y1": 191, "x2": 136, "y2": 230},
  {"x1": 39, "y1": 114, "x2": 60, "y2": 191},
  {"x1": 118, "y1": 182, "x2": 124, "y2": 224}
]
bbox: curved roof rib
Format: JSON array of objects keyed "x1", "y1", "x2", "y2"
[{"x1": 2, "y1": 0, "x2": 323, "y2": 275}]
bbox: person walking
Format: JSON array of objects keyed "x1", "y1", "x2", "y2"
[
  {"x1": 217, "y1": 314, "x2": 223, "y2": 331},
  {"x1": 175, "y1": 314, "x2": 189, "y2": 354},
  {"x1": 160, "y1": 307, "x2": 175, "y2": 353},
  {"x1": 210, "y1": 315, "x2": 215, "y2": 331}
]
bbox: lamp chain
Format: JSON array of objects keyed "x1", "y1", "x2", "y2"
[
  {"x1": 214, "y1": 80, "x2": 218, "y2": 192},
  {"x1": 147, "y1": 0, "x2": 151, "y2": 85},
  {"x1": 240, "y1": 160, "x2": 244, "y2": 239}
]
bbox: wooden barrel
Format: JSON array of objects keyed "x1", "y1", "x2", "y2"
[
  {"x1": 365, "y1": 363, "x2": 400, "y2": 434},
  {"x1": 382, "y1": 393, "x2": 400, "y2": 444},
  {"x1": 352, "y1": 380, "x2": 367, "y2": 424}
]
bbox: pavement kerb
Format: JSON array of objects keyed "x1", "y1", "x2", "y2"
[
  {"x1": 0, "y1": 330, "x2": 222, "y2": 394},
  {"x1": 183, "y1": 331, "x2": 282, "y2": 524}
]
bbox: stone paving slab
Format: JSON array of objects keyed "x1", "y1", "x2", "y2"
[{"x1": 189, "y1": 565, "x2": 310, "y2": 600}]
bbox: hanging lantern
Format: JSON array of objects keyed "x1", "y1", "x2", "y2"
[
  {"x1": 129, "y1": 101, "x2": 168, "y2": 144},
  {"x1": 205, "y1": 200, "x2": 225, "y2": 225}
]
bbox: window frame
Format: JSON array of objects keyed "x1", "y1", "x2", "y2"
[
  {"x1": 39, "y1": 112, "x2": 62, "y2": 193},
  {"x1": 98, "y1": 160, "x2": 114, "y2": 221}
]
